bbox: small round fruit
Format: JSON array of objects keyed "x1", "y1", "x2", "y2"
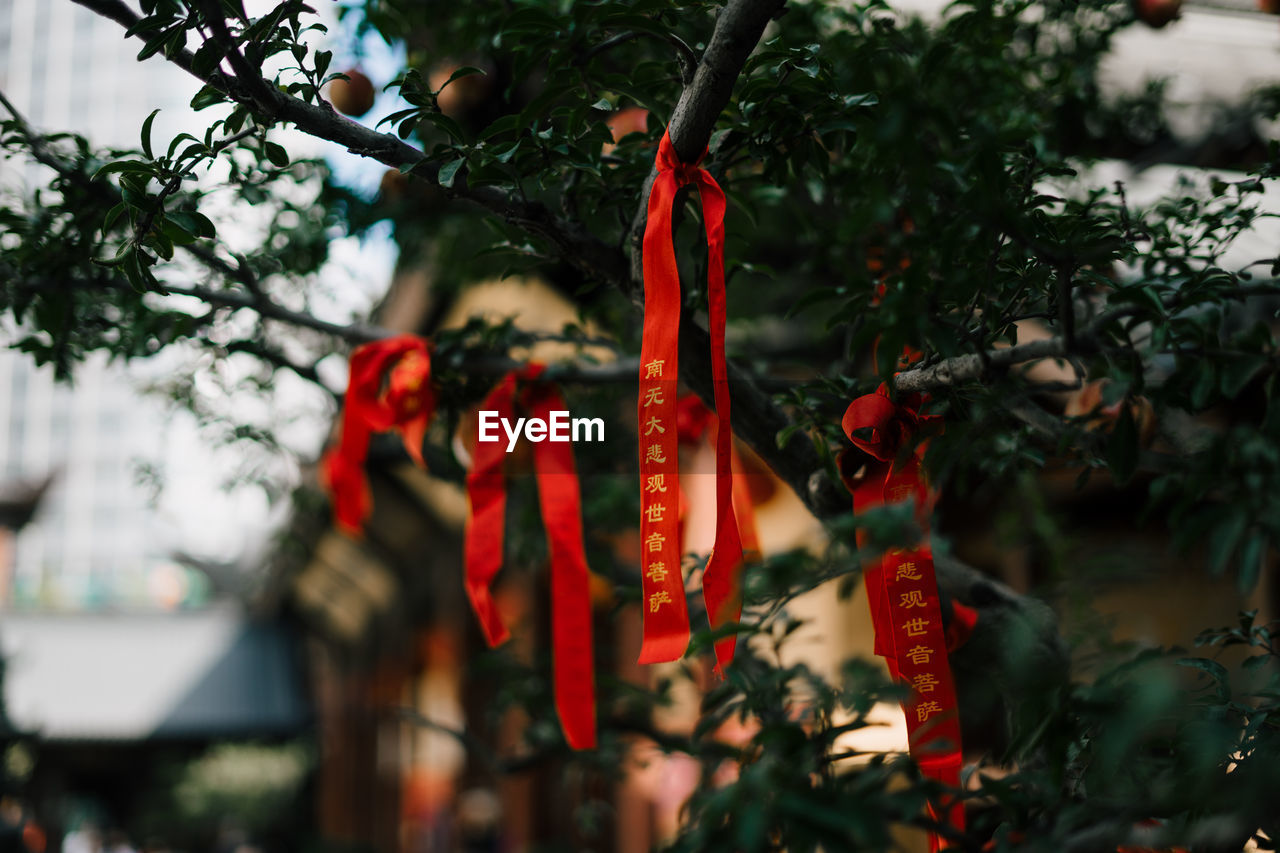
[
  {"x1": 328, "y1": 69, "x2": 376, "y2": 117},
  {"x1": 605, "y1": 107, "x2": 649, "y2": 151},
  {"x1": 1133, "y1": 0, "x2": 1182, "y2": 28},
  {"x1": 379, "y1": 168, "x2": 409, "y2": 202}
]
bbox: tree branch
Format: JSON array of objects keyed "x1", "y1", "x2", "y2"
[
  {"x1": 69, "y1": 0, "x2": 630, "y2": 291},
  {"x1": 133, "y1": 125, "x2": 257, "y2": 247},
  {"x1": 627, "y1": 0, "x2": 788, "y2": 288},
  {"x1": 193, "y1": 0, "x2": 280, "y2": 112},
  {"x1": 891, "y1": 337, "x2": 1072, "y2": 395},
  {"x1": 224, "y1": 338, "x2": 333, "y2": 393}
]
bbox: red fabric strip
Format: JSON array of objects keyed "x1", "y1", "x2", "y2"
[
  {"x1": 322, "y1": 335, "x2": 435, "y2": 535},
  {"x1": 525, "y1": 382, "x2": 597, "y2": 750},
  {"x1": 844, "y1": 385, "x2": 964, "y2": 850},
  {"x1": 638, "y1": 131, "x2": 742, "y2": 668},
  {"x1": 463, "y1": 366, "x2": 596, "y2": 749},
  {"x1": 636, "y1": 133, "x2": 694, "y2": 664},
  {"x1": 464, "y1": 371, "x2": 518, "y2": 648},
  {"x1": 675, "y1": 394, "x2": 758, "y2": 669}
]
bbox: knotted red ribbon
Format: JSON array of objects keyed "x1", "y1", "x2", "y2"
[
  {"x1": 322, "y1": 335, "x2": 436, "y2": 534},
  {"x1": 638, "y1": 131, "x2": 744, "y2": 671},
  {"x1": 464, "y1": 365, "x2": 596, "y2": 750},
  {"x1": 842, "y1": 384, "x2": 965, "y2": 851}
]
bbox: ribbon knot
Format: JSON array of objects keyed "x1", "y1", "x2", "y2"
[
  {"x1": 385, "y1": 349, "x2": 433, "y2": 423},
  {"x1": 843, "y1": 386, "x2": 936, "y2": 465},
  {"x1": 322, "y1": 335, "x2": 436, "y2": 533},
  {"x1": 655, "y1": 133, "x2": 707, "y2": 184}
]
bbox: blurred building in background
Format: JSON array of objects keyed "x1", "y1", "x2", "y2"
[
  {"x1": 0, "y1": 0, "x2": 388, "y2": 610},
  {"x1": 0, "y1": 2, "x2": 324, "y2": 850},
  {"x1": 0, "y1": 0, "x2": 205, "y2": 610}
]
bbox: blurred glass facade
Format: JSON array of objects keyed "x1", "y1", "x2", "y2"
[{"x1": 0, "y1": 0, "x2": 206, "y2": 610}]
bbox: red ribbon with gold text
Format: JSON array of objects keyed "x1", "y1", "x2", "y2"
[
  {"x1": 464, "y1": 366, "x2": 596, "y2": 750},
  {"x1": 638, "y1": 130, "x2": 743, "y2": 670},
  {"x1": 842, "y1": 385, "x2": 964, "y2": 851},
  {"x1": 322, "y1": 335, "x2": 436, "y2": 534}
]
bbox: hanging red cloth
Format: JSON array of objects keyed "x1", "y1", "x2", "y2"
[
  {"x1": 675, "y1": 394, "x2": 761, "y2": 666},
  {"x1": 464, "y1": 366, "x2": 596, "y2": 750},
  {"x1": 322, "y1": 335, "x2": 436, "y2": 534},
  {"x1": 841, "y1": 385, "x2": 965, "y2": 851},
  {"x1": 638, "y1": 130, "x2": 743, "y2": 671}
]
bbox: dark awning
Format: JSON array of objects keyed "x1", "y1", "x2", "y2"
[{"x1": 0, "y1": 607, "x2": 308, "y2": 741}]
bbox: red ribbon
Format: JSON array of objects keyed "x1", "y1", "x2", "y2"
[
  {"x1": 464, "y1": 366, "x2": 596, "y2": 750},
  {"x1": 676, "y1": 392, "x2": 761, "y2": 555},
  {"x1": 842, "y1": 385, "x2": 964, "y2": 851},
  {"x1": 638, "y1": 131, "x2": 743, "y2": 671},
  {"x1": 322, "y1": 335, "x2": 435, "y2": 534}
]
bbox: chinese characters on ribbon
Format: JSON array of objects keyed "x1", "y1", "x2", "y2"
[
  {"x1": 843, "y1": 385, "x2": 965, "y2": 851},
  {"x1": 636, "y1": 355, "x2": 688, "y2": 663},
  {"x1": 637, "y1": 130, "x2": 744, "y2": 670}
]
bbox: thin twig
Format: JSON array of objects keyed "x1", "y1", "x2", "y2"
[
  {"x1": 134, "y1": 125, "x2": 257, "y2": 247},
  {"x1": 577, "y1": 30, "x2": 698, "y2": 84}
]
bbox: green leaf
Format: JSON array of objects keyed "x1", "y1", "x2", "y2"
[
  {"x1": 433, "y1": 66, "x2": 486, "y2": 95},
  {"x1": 418, "y1": 111, "x2": 467, "y2": 144},
  {"x1": 437, "y1": 157, "x2": 465, "y2": 189},
  {"x1": 141, "y1": 109, "x2": 161, "y2": 160},
  {"x1": 150, "y1": 227, "x2": 175, "y2": 260},
  {"x1": 92, "y1": 160, "x2": 146, "y2": 181},
  {"x1": 376, "y1": 108, "x2": 420, "y2": 131},
  {"x1": 124, "y1": 15, "x2": 168, "y2": 38},
  {"x1": 165, "y1": 132, "x2": 200, "y2": 161},
  {"x1": 101, "y1": 203, "x2": 127, "y2": 234},
  {"x1": 137, "y1": 27, "x2": 174, "y2": 62},
  {"x1": 1220, "y1": 354, "x2": 1267, "y2": 400},
  {"x1": 167, "y1": 210, "x2": 216, "y2": 239},
  {"x1": 190, "y1": 85, "x2": 226, "y2": 111},
  {"x1": 123, "y1": 250, "x2": 148, "y2": 293},
  {"x1": 314, "y1": 49, "x2": 332, "y2": 81},
  {"x1": 480, "y1": 114, "x2": 524, "y2": 141},
  {"x1": 159, "y1": 216, "x2": 197, "y2": 246},
  {"x1": 264, "y1": 142, "x2": 290, "y2": 168},
  {"x1": 191, "y1": 38, "x2": 226, "y2": 77},
  {"x1": 502, "y1": 7, "x2": 562, "y2": 35},
  {"x1": 1176, "y1": 657, "x2": 1230, "y2": 700},
  {"x1": 93, "y1": 240, "x2": 134, "y2": 268}
]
